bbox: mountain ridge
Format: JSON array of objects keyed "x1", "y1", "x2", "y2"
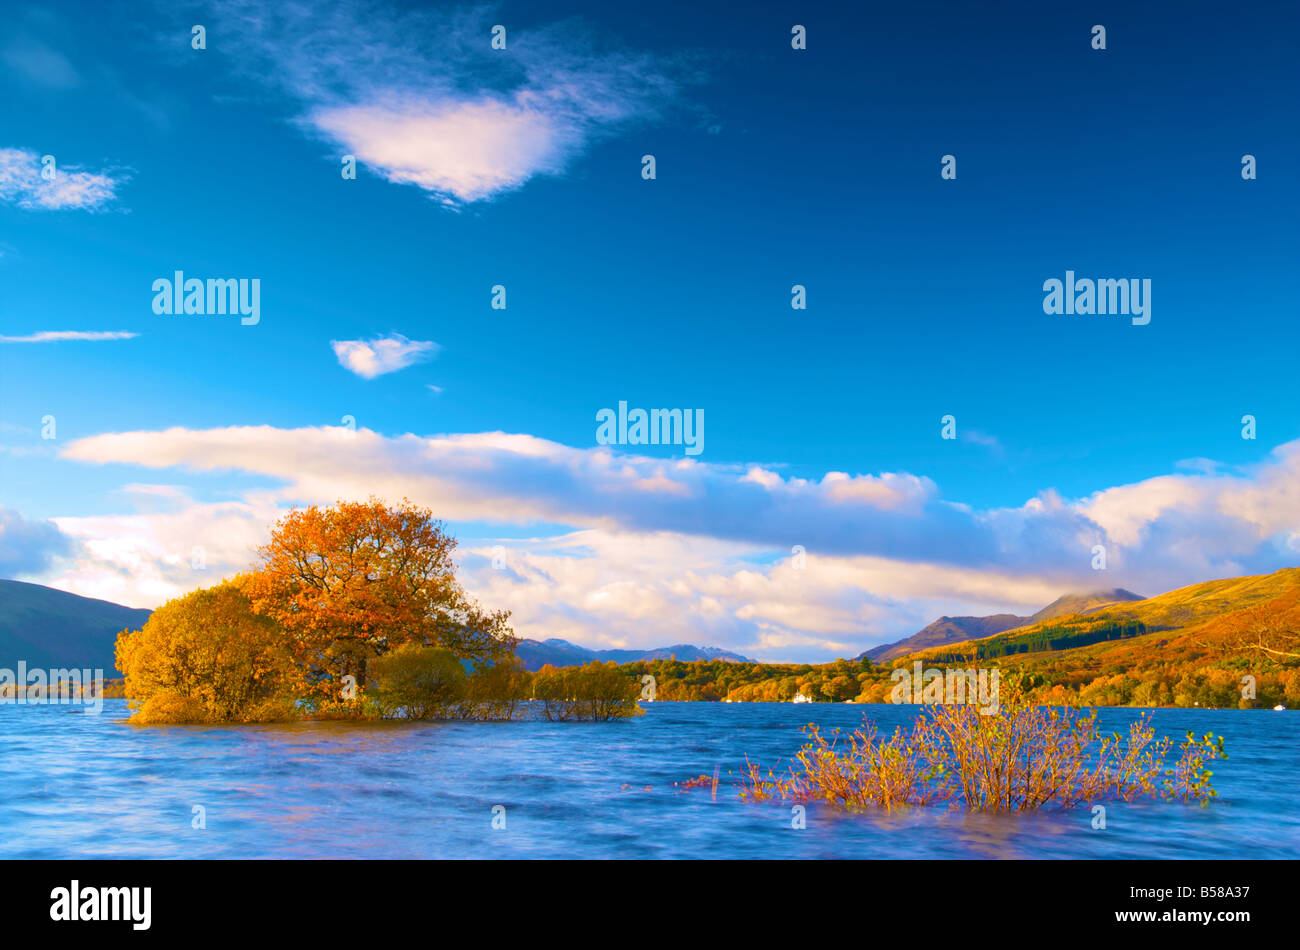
[
  {"x1": 0, "y1": 579, "x2": 755, "y2": 673},
  {"x1": 903, "y1": 568, "x2": 1300, "y2": 670},
  {"x1": 514, "y1": 637, "x2": 755, "y2": 671},
  {"x1": 858, "y1": 588, "x2": 1144, "y2": 662}
]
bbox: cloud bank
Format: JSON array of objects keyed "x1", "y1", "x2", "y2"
[{"x1": 42, "y1": 424, "x2": 1300, "y2": 659}]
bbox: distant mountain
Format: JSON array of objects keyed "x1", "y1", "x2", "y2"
[
  {"x1": 907, "y1": 570, "x2": 1300, "y2": 667},
  {"x1": 0, "y1": 580, "x2": 755, "y2": 674},
  {"x1": 858, "y1": 588, "x2": 1144, "y2": 662},
  {"x1": 861, "y1": 614, "x2": 1028, "y2": 662},
  {"x1": 514, "y1": 637, "x2": 755, "y2": 671},
  {"x1": 0, "y1": 579, "x2": 152, "y2": 672}
]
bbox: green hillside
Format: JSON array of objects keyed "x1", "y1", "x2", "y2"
[{"x1": 0, "y1": 579, "x2": 152, "y2": 672}]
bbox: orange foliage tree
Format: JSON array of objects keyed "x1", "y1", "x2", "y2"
[{"x1": 244, "y1": 497, "x2": 514, "y2": 695}]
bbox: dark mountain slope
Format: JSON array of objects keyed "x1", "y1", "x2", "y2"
[{"x1": 0, "y1": 579, "x2": 151, "y2": 672}]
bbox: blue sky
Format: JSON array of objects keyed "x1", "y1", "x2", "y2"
[{"x1": 1, "y1": 0, "x2": 1298, "y2": 660}]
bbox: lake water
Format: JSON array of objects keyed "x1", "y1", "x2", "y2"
[{"x1": 2, "y1": 700, "x2": 1296, "y2": 859}]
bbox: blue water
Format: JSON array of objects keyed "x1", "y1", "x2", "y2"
[{"x1": 2, "y1": 700, "x2": 1296, "y2": 859}]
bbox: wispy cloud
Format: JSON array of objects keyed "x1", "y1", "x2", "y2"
[
  {"x1": 962, "y1": 428, "x2": 1004, "y2": 456},
  {"x1": 199, "y1": 0, "x2": 690, "y2": 205},
  {"x1": 0, "y1": 147, "x2": 125, "y2": 211},
  {"x1": 331, "y1": 333, "x2": 438, "y2": 378},
  {"x1": 2, "y1": 36, "x2": 80, "y2": 88},
  {"x1": 0, "y1": 330, "x2": 138, "y2": 343}
]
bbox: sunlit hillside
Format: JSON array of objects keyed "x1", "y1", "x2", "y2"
[
  {"x1": 615, "y1": 568, "x2": 1300, "y2": 709},
  {"x1": 906, "y1": 567, "x2": 1300, "y2": 707},
  {"x1": 916, "y1": 567, "x2": 1300, "y2": 661}
]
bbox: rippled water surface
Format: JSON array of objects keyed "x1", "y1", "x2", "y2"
[{"x1": 2, "y1": 700, "x2": 1297, "y2": 858}]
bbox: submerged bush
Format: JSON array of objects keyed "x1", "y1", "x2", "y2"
[
  {"x1": 366, "y1": 644, "x2": 468, "y2": 719},
  {"x1": 116, "y1": 576, "x2": 304, "y2": 724},
  {"x1": 367, "y1": 648, "x2": 545, "y2": 721},
  {"x1": 738, "y1": 677, "x2": 1225, "y2": 811},
  {"x1": 464, "y1": 655, "x2": 531, "y2": 720},
  {"x1": 532, "y1": 662, "x2": 643, "y2": 721},
  {"x1": 133, "y1": 691, "x2": 211, "y2": 725}
]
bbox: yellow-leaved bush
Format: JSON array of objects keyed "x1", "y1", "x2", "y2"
[{"x1": 115, "y1": 574, "x2": 304, "y2": 724}]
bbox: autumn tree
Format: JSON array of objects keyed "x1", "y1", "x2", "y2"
[
  {"x1": 821, "y1": 674, "x2": 857, "y2": 702},
  {"x1": 244, "y1": 497, "x2": 515, "y2": 694},
  {"x1": 115, "y1": 575, "x2": 303, "y2": 723}
]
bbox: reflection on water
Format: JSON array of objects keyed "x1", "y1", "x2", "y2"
[{"x1": 1, "y1": 700, "x2": 1296, "y2": 858}]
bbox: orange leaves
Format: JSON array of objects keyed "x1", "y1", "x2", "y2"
[
  {"x1": 118, "y1": 498, "x2": 519, "y2": 722},
  {"x1": 245, "y1": 497, "x2": 514, "y2": 690}
]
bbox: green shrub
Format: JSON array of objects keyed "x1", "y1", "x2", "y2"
[
  {"x1": 367, "y1": 644, "x2": 467, "y2": 719},
  {"x1": 532, "y1": 662, "x2": 642, "y2": 720},
  {"x1": 464, "y1": 656, "x2": 531, "y2": 720}
]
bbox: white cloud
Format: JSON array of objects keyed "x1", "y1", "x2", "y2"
[
  {"x1": 0, "y1": 330, "x2": 138, "y2": 343},
  {"x1": 312, "y1": 97, "x2": 570, "y2": 204},
  {"x1": 330, "y1": 334, "x2": 438, "y2": 378},
  {"x1": 36, "y1": 414, "x2": 1300, "y2": 658},
  {"x1": 60, "y1": 426, "x2": 968, "y2": 556},
  {"x1": 0, "y1": 147, "x2": 124, "y2": 211},
  {"x1": 456, "y1": 531, "x2": 1069, "y2": 661},
  {"x1": 54, "y1": 422, "x2": 1300, "y2": 630},
  {"x1": 201, "y1": 0, "x2": 688, "y2": 205},
  {"x1": 49, "y1": 491, "x2": 277, "y2": 608}
]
